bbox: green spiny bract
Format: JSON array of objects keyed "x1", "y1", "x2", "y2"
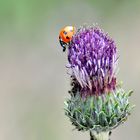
[{"x1": 64, "y1": 85, "x2": 133, "y2": 132}]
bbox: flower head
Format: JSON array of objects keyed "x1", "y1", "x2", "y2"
[
  {"x1": 68, "y1": 26, "x2": 117, "y2": 96},
  {"x1": 64, "y1": 24, "x2": 134, "y2": 134}
]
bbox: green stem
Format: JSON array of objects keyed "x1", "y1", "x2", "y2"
[{"x1": 90, "y1": 131, "x2": 111, "y2": 140}]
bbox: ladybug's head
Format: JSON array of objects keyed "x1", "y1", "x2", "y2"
[{"x1": 59, "y1": 36, "x2": 68, "y2": 52}]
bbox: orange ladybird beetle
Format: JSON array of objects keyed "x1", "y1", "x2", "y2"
[{"x1": 59, "y1": 26, "x2": 75, "y2": 52}]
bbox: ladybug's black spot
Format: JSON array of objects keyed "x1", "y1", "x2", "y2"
[
  {"x1": 63, "y1": 31, "x2": 67, "y2": 35},
  {"x1": 66, "y1": 36, "x2": 70, "y2": 39}
]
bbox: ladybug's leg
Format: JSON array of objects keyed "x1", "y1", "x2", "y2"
[
  {"x1": 59, "y1": 37, "x2": 64, "y2": 47},
  {"x1": 63, "y1": 46, "x2": 66, "y2": 52}
]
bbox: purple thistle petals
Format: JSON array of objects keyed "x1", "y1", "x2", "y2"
[{"x1": 68, "y1": 25, "x2": 118, "y2": 96}]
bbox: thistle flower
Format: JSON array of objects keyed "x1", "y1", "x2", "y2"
[
  {"x1": 68, "y1": 26, "x2": 117, "y2": 97},
  {"x1": 64, "y1": 25, "x2": 134, "y2": 140}
]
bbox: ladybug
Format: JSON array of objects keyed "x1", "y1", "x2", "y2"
[{"x1": 59, "y1": 26, "x2": 75, "y2": 52}]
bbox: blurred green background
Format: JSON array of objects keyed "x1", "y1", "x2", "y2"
[{"x1": 0, "y1": 0, "x2": 139, "y2": 139}]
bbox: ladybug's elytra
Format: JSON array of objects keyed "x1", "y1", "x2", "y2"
[{"x1": 59, "y1": 26, "x2": 75, "y2": 52}]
